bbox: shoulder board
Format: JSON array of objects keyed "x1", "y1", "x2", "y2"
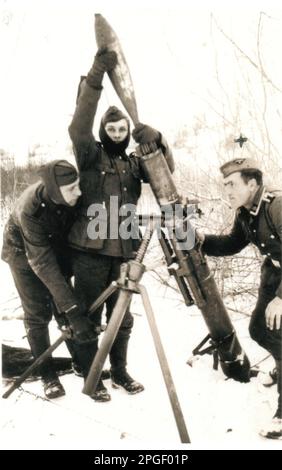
[
  {"x1": 263, "y1": 194, "x2": 280, "y2": 239},
  {"x1": 265, "y1": 189, "x2": 282, "y2": 199}
]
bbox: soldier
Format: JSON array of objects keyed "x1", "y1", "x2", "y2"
[
  {"x1": 68, "y1": 47, "x2": 175, "y2": 402},
  {"x1": 199, "y1": 157, "x2": 282, "y2": 440},
  {"x1": 1, "y1": 160, "x2": 97, "y2": 399}
]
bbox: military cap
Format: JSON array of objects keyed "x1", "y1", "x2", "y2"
[
  {"x1": 220, "y1": 158, "x2": 261, "y2": 178},
  {"x1": 102, "y1": 106, "x2": 128, "y2": 125},
  {"x1": 54, "y1": 161, "x2": 78, "y2": 186}
]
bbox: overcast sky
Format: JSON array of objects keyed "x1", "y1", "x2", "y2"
[{"x1": 1, "y1": 0, "x2": 282, "y2": 163}]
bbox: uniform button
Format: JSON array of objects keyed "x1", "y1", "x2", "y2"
[
  {"x1": 123, "y1": 187, "x2": 127, "y2": 191},
  {"x1": 119, "y1": 156, "x2": 122, "y2": 160},
  {"x1": 101, "y1": 171, "x2": 106, "y2": 175},
  {"x1": 122, "y1": 170, "x2": 126, "y2": 173},
  {"x1": 267, "y1": 253, "x2": 271, "y2": 256},
  {"x1": 48, "y1": 234, "x2": 52, "y2": 238},
  {"x1": 56, "y1": 210, "x2": 61, "y2": 215},
  {"x1": 253, "y1": 229, "x2": 256, "y2": 233},
  {"x1": 41, "y1": 203, "x2": 45, "y2": 207},
  {"x1": 261, "y1": 243, "x2": 265, "y2": 247},
  {"x1": 270, "y1": 235, "x2": 275, "y2": 239}
]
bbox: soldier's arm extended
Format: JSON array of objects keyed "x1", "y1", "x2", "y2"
[
  {"x1": 202, "y1": 214, "x2": 249, "y2": 257},
  {"x1": 68, "y1": 79, "x2": 102, "y2": 171},
  {"x1": 68, "y1": 48, "x2": 117, "y2": 171},
  {"x1": 20, "y1": 212, "x2": 77, "y2": 312}
]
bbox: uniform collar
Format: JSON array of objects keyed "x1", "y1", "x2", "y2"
[
  {"x1": 41, "y1": 187, "x2": 67, "y2": 212},
  {"x1": 248, "y1": 185, "x2": 265, "y2": 216},
  {"x1": 237, "y1": 185, "x2": 264, "y2": 220}
]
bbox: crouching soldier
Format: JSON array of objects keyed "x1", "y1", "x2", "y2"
[
  {"x1": 198, "y1": 157, "x2": 282, "y2": 440},
  {"x1": 1, "y1": 160, "x2": 97, "y2": 399}
]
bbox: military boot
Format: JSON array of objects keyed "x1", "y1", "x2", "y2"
[
  {"x1": 262, "y1": 367, "x2": 277, "y2": 387},
  {"x1": 91, "y1": 379, "x2": 111, "y2": 402},
  {"x1": 260, "y1": 360, "x2": 282, "y2": 440},
  {"x1": 27, "y1": 327, "x2": 65, "y2": 399},
  {"x1": 110, "y1": 332, "x2": 144, "y2": 394},
  {"x1": 111, "y1": 368, "x2": 144, "y2": 394},
  {"x1": 42, "y1": 376, "x2": 65, "y2": 399}
]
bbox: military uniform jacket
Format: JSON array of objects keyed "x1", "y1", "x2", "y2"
[
  {"x1": 1, "y1": 182, "x2": 78, "y2": 312},
  {"x1": 68, "y1": 81, "x2": 174, "y2": 258},
  {"x1": 203, "y1": 186, "x2": 282, "y2": 298}
]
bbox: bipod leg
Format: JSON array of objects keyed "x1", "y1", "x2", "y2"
[
  {"x1": 192, "y1": 334, "x2": 212, "y2": 356},
  {"x1": 82, "y1": 288, "x2": 133, "y2": 396},
  {"x1": 212, "y1": 350, "x2": 219, "y2": 370},
  {"x1": 139, "y1": 285, "x2": 191, "y2": 444},
  {"x1": 2, "y1": 330, "x2": 69, "y2": 399},
  {"x1": 189, "y1": 334, "x2": 219, "y2": 370},
  {"x1": 88, "y1": 283, "x2": 118, "y2": 316},
  {"x1": 187, "y1": 334, "x2": 216, "y2": 367}
]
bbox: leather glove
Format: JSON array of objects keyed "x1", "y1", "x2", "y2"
[
  {"x1": 86, "y1": 47, "x2": 117, "y2": 89},
  {"x1": 65, "y1": 305, "x2": 96, "y2": 344},
  {"x1": 132, "y1": 123, "x2": 161, "y2": 145}
]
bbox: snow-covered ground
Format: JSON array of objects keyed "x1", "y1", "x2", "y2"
[{"x1": 1, "y1": 256, "x2": 280, "y2": 450}]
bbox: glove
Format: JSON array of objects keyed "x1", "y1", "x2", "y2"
[
  {"x1": 65, "y1": 305, "x2": 96, "y2": 344},
  {"x1": 86, "y1": 47, "x2": 117, "y2": 89},
  {"x1": 132, "y1": 123, "x2": 161, "y2": 145}
]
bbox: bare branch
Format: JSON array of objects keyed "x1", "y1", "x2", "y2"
[{"x1": 212, "y1": 14, "x2": 282, "y2": 94}]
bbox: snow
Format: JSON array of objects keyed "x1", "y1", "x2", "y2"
[{"x1": 1, "y1": 263, "x2": 281, "y2": 450}]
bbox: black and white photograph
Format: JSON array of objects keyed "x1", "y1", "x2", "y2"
[{"x1": 1, "y1": 0, "x2": 281, "y2": 451}]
